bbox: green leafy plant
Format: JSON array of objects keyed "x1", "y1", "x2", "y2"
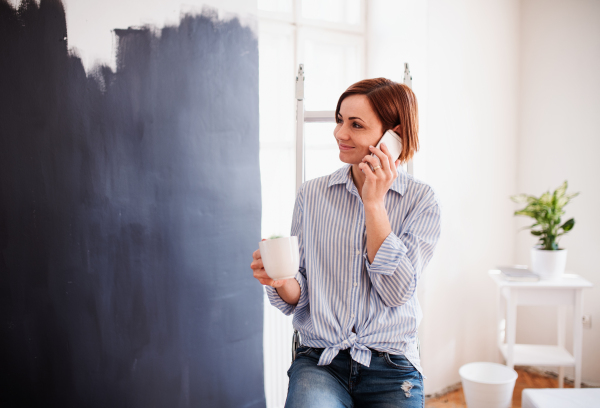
[{"x1": 510, "y1": 181, "x2": 579, "y2": 250}]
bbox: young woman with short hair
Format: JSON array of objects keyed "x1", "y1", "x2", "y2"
[{"x1": 251, "y1": 78, "x2": 441, "y2": 408}]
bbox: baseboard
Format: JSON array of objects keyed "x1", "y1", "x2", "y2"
[{"x1": 424, "y1": 381, "x2": 462, "y2": 399}]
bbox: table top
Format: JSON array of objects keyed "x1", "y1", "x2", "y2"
[
  {"x1": 522, "y1": 388, "x2": 600, "y2": 408},
  {"x1": 488, "y1": 270, "x2": 593, "y2": 289}
]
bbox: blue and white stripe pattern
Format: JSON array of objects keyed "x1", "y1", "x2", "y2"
[{"x1": 266, "y1": 164, "x2": 441, "y2": 376}]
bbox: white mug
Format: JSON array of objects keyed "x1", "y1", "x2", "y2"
[{"x1": 258, "y1": 236, "x2": 299, "y2": 280}]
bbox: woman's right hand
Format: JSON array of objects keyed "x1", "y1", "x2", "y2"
[{"x1": 250, "y1": 245, "x2": 287, "y2": 288}]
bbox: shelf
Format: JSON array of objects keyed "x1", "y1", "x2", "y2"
[{"x1": 499, "y1": 344, "x2": 575, "y2": 367}]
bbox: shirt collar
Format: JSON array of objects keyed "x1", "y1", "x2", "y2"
[{"x1": 327, "y1": 164, "x2": 407, "y2": 196}]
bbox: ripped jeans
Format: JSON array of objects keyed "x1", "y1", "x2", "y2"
[{"x1": 285, "y1": 347, "x2": 424, "y2": 408}]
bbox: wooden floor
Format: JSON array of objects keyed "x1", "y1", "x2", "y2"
[{"x1": 425, "y1": 367, "x2": 573, "y2": 408}]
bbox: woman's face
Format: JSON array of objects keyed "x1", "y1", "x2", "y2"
[{"x1": 334, "y1": 94, "x2": 385, "y2": 165}]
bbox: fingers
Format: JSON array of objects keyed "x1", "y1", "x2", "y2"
[
  {"x1": 252, "y1": 241, "x2": 287, "y2": 288},
  {"x1": 358, "y1": 161, "x2": 377, "y2": 180},
  {"x1": 362, "y1": 146, "x2": 393, "y2": 181},
  {"x1": 257, "y1": 277, "x2": 272, "y2": 286},
  {"x1": 252, "y1": 263, "x2": 269, "y2": 281},
  {"x1": 253, "y1": 268, "x2": 268, "y2": 281},
  {"x1": 251, "y1": 257, "x2": 281, "y2": 287},
  {"x1": 379, "y1": 142, "x2": 399, "y2": 178},
  {"x1": 257, "y1": 277, "x2": 287, "y2": 288},
  {"x1": 381, "y1": 143, "x2": 400, "y2": 177},
  {"x1": 361, "y1": 154, "x2": 380, "y2": 170},
  {"x1": 369, "y1": 144, "x2": 392, "y2": 172},
  {"x1": 250, "y1": 249, "x2": 265, "y2": 282},
  {"x1": 254, "y1": 266, "x2": 287, "y2": 288},
  {"x1": 250, "y1": 257, "x2": 264, "y2": 271},
  {"x1": 381, "y1": 143, "x2": 396, "y2": 172}
]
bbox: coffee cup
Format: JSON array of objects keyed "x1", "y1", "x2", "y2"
[{"x1": 258, "y1": 236, "x2": 299, "y2": 280}]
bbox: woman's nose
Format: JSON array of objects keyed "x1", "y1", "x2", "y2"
[{"x1": 334, "y1": 125, "x2": 351, "y2": 140}]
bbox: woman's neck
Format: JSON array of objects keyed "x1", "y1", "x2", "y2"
[{"x1": 351, "y1": 164, "x2": 366, "y2": 198}]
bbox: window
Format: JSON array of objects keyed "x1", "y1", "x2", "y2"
[{"x1": 258, "y1": 2, "x2": 366, "y2": 407}]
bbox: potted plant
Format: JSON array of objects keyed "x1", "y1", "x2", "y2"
[{"x1": 510, "y1": 181, "x2": 579, "y2": 279}]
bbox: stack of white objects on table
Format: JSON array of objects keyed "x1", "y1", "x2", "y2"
[
  {"x1": 496, "y1": 265, "x2": 540, "y2": 282},
  {"x1": 522, "y1": 388, "x2": 600, "y2": 408}
]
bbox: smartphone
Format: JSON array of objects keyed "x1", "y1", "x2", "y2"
[{"x1": 371, "y1": 129, "x2": 403, "y2": 169}]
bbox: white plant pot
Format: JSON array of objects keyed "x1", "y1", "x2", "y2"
[{"x1": 530, "y1": 247, "x2": 568, "y2": 280}]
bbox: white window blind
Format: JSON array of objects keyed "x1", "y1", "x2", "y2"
[{"x1": 258, "y1": 3, "x2": 366, "y2": 407}]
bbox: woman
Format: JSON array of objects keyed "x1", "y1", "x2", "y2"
[{"x1": 251, "y1": 78, "x2": 441, "y2": 407}]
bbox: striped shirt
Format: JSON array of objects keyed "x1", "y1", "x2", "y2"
[{"x1": 266, "y1": 164, "x2": 441, "y2": 376}]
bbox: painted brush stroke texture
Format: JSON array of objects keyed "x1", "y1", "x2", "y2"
[{"x1": 0, "y1": 1, "x2": 263, "y2": 407}]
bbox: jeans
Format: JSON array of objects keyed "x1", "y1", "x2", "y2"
[{"x1": 285, "y1": 346, "x2": 424, "y2": 408}]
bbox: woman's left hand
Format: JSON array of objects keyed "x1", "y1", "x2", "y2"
[{"x1": 358, "y1": 143, "x2": 401, "y2": 206}]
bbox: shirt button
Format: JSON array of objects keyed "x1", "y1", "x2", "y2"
[
  {"x1": 356, "y1": 250, "x2": 361, "y2": 255},
  {"x1": 354, "y1": 282, "x2": 358, "y2": 287},
  {"x1": 351, "y1": 313, "x2": 355, "y2": 318}
]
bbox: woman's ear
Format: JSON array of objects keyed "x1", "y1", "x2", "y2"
[{"x1": 392, "y1": 124, "x2": 402, "y2": 134}]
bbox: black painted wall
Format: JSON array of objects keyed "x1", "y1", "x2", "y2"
[{"x1": 0, "y1": 1, "x2": 264, "y2": 407}]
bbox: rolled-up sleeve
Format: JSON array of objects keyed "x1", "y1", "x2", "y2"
[
  {"x1": 364, "y1": 188, "x2": 441, "y2": 308},
  {"x1": 265, "y1": 269, "x2": 308, "y2": 316},
  {"x1": 265, "y1": 184, "x2": 309, "y2": 315}
]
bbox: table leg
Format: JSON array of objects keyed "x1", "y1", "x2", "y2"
[
  {"x1": 558, "y1": 367, "x2": 565, "y2": 388},
  {"x1": 496, "y1": 285, "x2": 504, "y2": 361},
  {"x1": 557, "y1": 306, "x2": 566, "y2": 388},
  {"x1": 573, "y1": 289, "x2": 583, "y2": 388},
  {"x1": 506, "y1": 289, "x2": 517, "y2": 369}
]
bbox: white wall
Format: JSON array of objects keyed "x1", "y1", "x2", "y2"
[
  {"x1": 51, "y1": 0, "x2": 257, "y2": 71},
  {"x1": 369, "y1": 0, "x2": 521, "y2": 395},
  {"x1": 516, "y1": 0, "x2": 600, "y2": 386},
  {"x1": 370, "y1": 0, "x2": 600, "y2": 393}
]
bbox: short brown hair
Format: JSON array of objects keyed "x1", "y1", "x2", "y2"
[{"x1": 335, "y1": 78, "x2": 419, "y2": 164}]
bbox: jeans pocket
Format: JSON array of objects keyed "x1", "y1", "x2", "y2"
[
  {"x1": 383, "y1": 353, "x2": 416, "y2": 372},
  {"x1": 287, "y1": 346, "x2": 314, "y2": 378}
]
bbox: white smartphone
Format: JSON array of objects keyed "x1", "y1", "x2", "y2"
[{"x1": 371, "y1": 129, "x2": 403, "y2": 169}]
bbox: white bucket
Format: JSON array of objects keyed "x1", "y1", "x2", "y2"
[{"x1": 459, "y1": 362, "x2": 518, "y2": 408}]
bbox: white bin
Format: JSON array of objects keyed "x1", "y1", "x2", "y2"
[{"x1": 459, "y1": 362, "x2": 518, "y2": 408}]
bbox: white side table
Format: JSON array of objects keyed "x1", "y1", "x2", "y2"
[{"x1": 489, "y1": 271, "x2": 593, "y2": 388}]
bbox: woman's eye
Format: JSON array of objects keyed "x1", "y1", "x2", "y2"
[{"x1": 335, "y1": 117, "x2": 361, "y2": 128}]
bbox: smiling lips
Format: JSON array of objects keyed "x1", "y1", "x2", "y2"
[{"x1": 338, "y1": 143, "x2": 354, "y2": 150}]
